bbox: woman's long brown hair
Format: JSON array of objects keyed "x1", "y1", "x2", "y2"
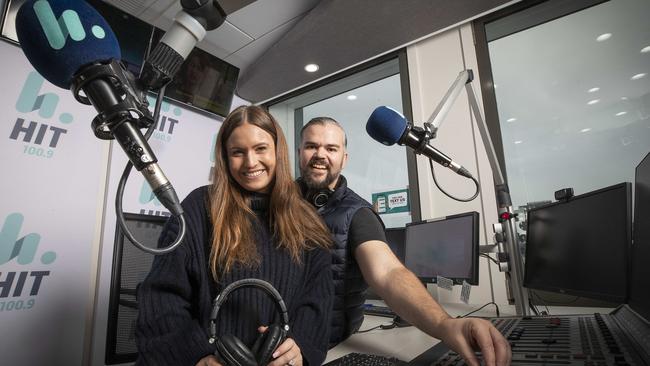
[{"x1": 208, "y1": 105, "x2": 331, "y2": 280}]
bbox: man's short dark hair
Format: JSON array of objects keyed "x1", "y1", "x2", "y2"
[{"x1": 300, "y1": 117, "x2": 348, "y2": 147}]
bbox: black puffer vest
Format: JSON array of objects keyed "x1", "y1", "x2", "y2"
[{"x1": 299, "y1": 176, "x2": 372, "y2": 346}]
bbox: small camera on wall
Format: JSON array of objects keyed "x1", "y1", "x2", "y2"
[{"x1": 554, "y1": 188, "x2": 574, "y2": 201}]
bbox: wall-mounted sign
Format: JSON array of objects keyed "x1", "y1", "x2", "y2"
[{"x1": 372, "y1": 188, "x2": 410, "y2": 214}]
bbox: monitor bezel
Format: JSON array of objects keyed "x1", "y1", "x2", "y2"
[
  {"x1": 404, "y1": 211, "x2": 480, "y2": 285},
  {"x1": 523, "y1": 182, "x2": 632, "y2": 303},
  {"x1": 629, "y1": 153, "x2": 650, "y2": 320},
  {"x1": 384, "y1": 227, "x2": 406, "y2": 263}
]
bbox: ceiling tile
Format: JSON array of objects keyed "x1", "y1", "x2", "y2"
[
  {"x1": 226, "y1": 17, "x2": 300, "y2": 70},
  {"x1": 227, "y1": 0, "x2": 320, "y2": 38},
  {"x1": 132, "y1": 0, "x2": 175, "y2": 23},
  {"x1": 218, "y1": 0, "x2": 258, "y2": 15},
  {"x1": 202, "y1": 21, "x2": 254, "y2": 55}
]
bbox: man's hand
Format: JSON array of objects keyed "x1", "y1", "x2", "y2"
[
  {"x1": 195, "y1": 355, "x2": 223, "y2": 366},
  {"x1": 258, "y1": 326, "x2": 303, "y2": 366},
  {"x1": 437, "y1": 317, "x2": 511, "y2": 366}
]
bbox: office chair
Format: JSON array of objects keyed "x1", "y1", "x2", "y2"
[{"x1": 105, "y1": 213, "x2": 168, "y2": 365}]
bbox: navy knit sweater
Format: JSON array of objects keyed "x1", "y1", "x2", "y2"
[{"x1": 136, "y1": 186, "x2": 333, "y2": 366}]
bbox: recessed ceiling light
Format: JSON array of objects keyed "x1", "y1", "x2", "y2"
[
  {"x1": 506, "y1": 118, "x2": 517, "y2": 122},
  {"x1": 580, "y1": 128, "x2": 592, "y2": 133},
  {"x1": 631, "y1": 73, "x2": 647, "y2": 80},
  {"x1": 596, "y1": 33, "x2": 612, "y2": 42},
  {"x1": 304, "y1": 64, "x2": 319, "y2": 73},
  {"x1": 514, "y1": 140, "x2": 523, "y2": 144},
  {"x1": 641, "y1": 46, "x2": 650, "y2": 53},
  {"x1": 346, "y1": 95, "x2": 357, "y2": 101},
  {"x1": 588, "y1": 87, "x2": 600, "y2": 93},
  {"x1": 587, "y1": 99, "x2": 600, "y2": 105},
  {"x1": 616, "y1": 111, "x2": 627, "y2": 116},
  {"x1": 621, "y1": 96, "x2": 628, "y2": 100}
]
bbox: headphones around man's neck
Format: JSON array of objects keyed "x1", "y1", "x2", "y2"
[
  {"x1": 297, "y1": 178, "x2": 334, "y2": 209},
  {"x1": 208, "y1": 279, "x2": 290, "y2": 366}
]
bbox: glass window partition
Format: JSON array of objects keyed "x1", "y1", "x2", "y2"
[
  {"x1": 479, "y1": 0, "x2": 650, "y2": 211},
  {"x1": 475, "y1": 0, "x2": 649, "y2": 306}
]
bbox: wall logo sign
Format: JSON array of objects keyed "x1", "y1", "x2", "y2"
[
  {"x1": 146, "y1": 96, "x2": 182, "y2": 143},
  {"x1": 33, "y1": 0, "x2": 106, "y2": 50},
  {"x1": 9, "y1": 72, "x2": 73, "y2": 158},
  {"x1": 16, "y1": 72, "x2": 72, "y2": 123},
  {"x1": 0, "y1": 213, "x2": 56, "y2": 266},
  {"x1": 0, "y1": 213, "x2": 55, "y2": 312}
]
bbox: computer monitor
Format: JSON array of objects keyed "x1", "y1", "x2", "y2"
[
  {"x1": 630, "y1": 153, "x2": 650, "y2": 320},
  {"x1": 384, "y1": 227, "x2": 406, "y2": 263},
  {"x1": 524, "y1": 182, "x2": 632, "y2": 303},
  {"x1": 404, "y1": 212, "x2": 479, "y2": 285},
  {"x1": 156, "y1": 28, "x2": 240, "y2": 118}
]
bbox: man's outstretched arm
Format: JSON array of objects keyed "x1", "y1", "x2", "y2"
[{"x1": 355, "y1": 241, "x2": 511, "y2": 366}]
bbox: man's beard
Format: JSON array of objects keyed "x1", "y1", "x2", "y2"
[{"x1": 300, "y1": 159, "x2": 340, "y2": 190}]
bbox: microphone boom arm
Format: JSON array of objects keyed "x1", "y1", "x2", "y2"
[
  {"x1": 431, "y1": 70, "x2": 529, "y2": 316},
  {"x1": 426, "y1": 70, "x2": 475, "y2": 137}
]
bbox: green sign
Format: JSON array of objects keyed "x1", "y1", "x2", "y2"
[{"x1": 372, "y1": 189, "x2": 410, "y2": 214}]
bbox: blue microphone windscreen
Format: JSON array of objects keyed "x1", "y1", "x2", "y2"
[
  {"x1": 366, "y1": 106, "x2": 408, "y2": 146},
  {"x1": 16, "y1": 0, "x2": 121, "y2": 89}
]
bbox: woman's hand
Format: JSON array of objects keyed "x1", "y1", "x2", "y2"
[
  {"x1": 195, "y1": 355, "x2": 223, "y2": 366},
  {"x1": 258, "y1": 326, "x2": 303, "y2": 366}
]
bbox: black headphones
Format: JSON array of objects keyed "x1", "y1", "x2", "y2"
[
  {"x1": 208, "y1": 279, "x2": 290, "y2": 366},
  {"x1": 297, "y1": 178, "x2": 333, "y2": 208}
]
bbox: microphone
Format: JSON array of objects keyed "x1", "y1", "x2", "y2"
[
  {"x1": 366, "y1": 106, "x2": 473, "y2": 179},
  {"x1": 16, "y1": 0, "x2": 182, "y2": 216},
  {"x1": 140, "y1": 0, "x2": 226, "y2": 89}
]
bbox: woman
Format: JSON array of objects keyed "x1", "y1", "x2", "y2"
[{"x1": 136, "y1": 106, "x2": 333, "y2": 366}]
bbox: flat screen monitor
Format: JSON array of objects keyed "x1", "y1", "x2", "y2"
[
  {"x1": 404, "y1": 211, "x2": 479, "y2": 285},
  {"x1": 524, "y1": 182, "x2": 632, "y2": 303},
  {"x1": 385, "y1": 227, "x2": 406, "y2": 263},
  {"x1": 630, "y1": 153, "x2": 650, "y2": 320},
  {"x1": 155, "y1": 28, "x2": 240, "y2": 118}
]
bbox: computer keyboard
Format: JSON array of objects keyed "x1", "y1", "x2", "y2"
[
  {"x1": 363, "y1": 304, "x2": 396, "y2": 318},
  {"x1": 324, "y1": 352, "x2": 407, "y2": 366}
]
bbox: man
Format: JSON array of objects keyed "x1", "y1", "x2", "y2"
[{"x1": 297, "y1": 117, "x2": 511, "y2": 366}]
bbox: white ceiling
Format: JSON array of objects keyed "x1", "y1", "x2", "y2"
[{"x1": 103, "y1": 0, "x2": 320, "y2": 72}]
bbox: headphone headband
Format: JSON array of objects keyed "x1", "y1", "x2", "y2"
[{"x1": 209, "y1": 278, "x2": 289, "y2": 343}]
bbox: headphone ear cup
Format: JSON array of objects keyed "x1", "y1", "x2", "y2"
[
  {"x1": 215, "y1": 335, "x2": 258, "y2": 366},
  {"x1": 312, "y1": 190, "x2": 330, "y2": 208},
  {"x1": 253, "y1": 324, "x2": 286, "y2": 366}
]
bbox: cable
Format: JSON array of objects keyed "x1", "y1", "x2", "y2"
[
  {"x1": 356, "y1": 321, "x2": 396, "y2": 333},
  {"x1": 480, "y1": 253, "x2": 499, "y2": 266},
  {"x1": 429, "y1": 160, "x2": 480, "y2": 202},
  {"x1": 457, "y1": 301, "x2": 500, "y2": 318},
  {"x1": 114, "y1": 85, "x2": 186, "y2": 255}
]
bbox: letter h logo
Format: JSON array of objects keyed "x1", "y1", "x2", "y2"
[
  {"x1": 0, "y1": 213, "x2": 56, "y2": 265},
  {"x1": 32, "y1": 0, "x2": 106, "y2": 50}
]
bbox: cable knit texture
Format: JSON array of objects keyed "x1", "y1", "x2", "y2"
[{"x1": 136, "y1": 186, "x2": 333, "y2": 366}]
